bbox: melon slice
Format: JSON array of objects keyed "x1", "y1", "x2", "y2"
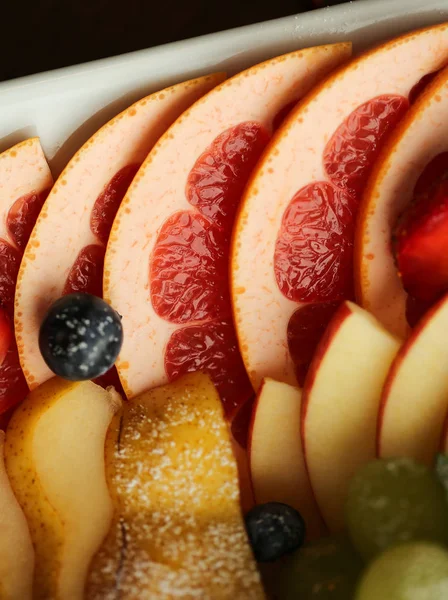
[
  {"x1": 0, "y1": 138, "x2": 53, "y2": 414},
  {"x1": 356, "y1": 66, "x2": 448, "y2": 338},
  {"x1": 15, "y1": 74, "x2": 223, "y2": 391},
  {"x1": 378, "y1": 293, "x2": 448, "y2": 465},
  {"x1": 231, "y1": 23, "x2": 448, "y2": 392},
  {"x1": 104, "y1": 43, "x2": 351, "y2": 412}
]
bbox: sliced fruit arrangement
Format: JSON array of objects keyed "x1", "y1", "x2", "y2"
[
  {"x1": 15, "y1": 74, "x2": 223, "y2": 392},
  {"x1": 232, "y1": 23, "x2": 448, "y2": 392},
  {"x1": 357, "y1": 64, "x2": 448, "y2": 338},
  {"x1": 4, "y1": 21, "x2": 448, "y2": 600},
  {"x1": 378, "y1": 293, "x2": 448, "y2": 465},
  {"x1": 104, "y1": 43, "x2": 352, "y2": 413},
  {"x1": 5, "y1": 378, "x2": 121, "y2": 599},
  {"x1": 302, "y1": 302, "x2": 400, "y2": 532},
  {"x1": 86, "y1": 373, "x2": 265, "y2": 599},
  {"x1": 249, "y1": 378, "x2": 324, "y2": 539},
  {"x1": 0, "y1": 138, "x2": 53, "y2": 414},
  {"x1": 0, "y1": 431, "x2": 34, "y2": 600}
]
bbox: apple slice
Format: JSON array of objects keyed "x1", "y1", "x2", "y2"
[
  {"x1": 105, "y1": 43, "x2": 351, "y2": 415},
  {"x1": 0, "y1": 138, "x2": 53, "y2": 413},
  {"x1": 5, "y1": 378, "x2": 121, "y2": 599},
  {"x1": 249, "y1": 378, "x2": 325, "y2": 540},
  {"x1": 378, "y1": 294, "x2": 448, "y2": 465},
  {"x1": 0, "y1": 431, "x2": 34, "y2": 600},
  {"x1": 87, "y1": 373, "x2": 265, "y2": 599},
  {"x1": 356, "y1": 66, "x2": 448, "y2": 338},
  {"x1": 15, "y1": 74, "x2": 223, "y2": 392},
  {"x1": 302, "y1": 302, "x2": 400, "y2": 533},
  {"x1": 232, "y1": 24, "x2": 448, "y2": 393}
]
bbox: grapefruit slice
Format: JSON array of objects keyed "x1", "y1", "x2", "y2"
[
  {"x1": 105, "y1": 43, "x2": 351, "y2": 412},
  {"x1": 356, "y1": 65, "x2": 448, "y2": 338},
  {"x1": 15, "y1": 74, "x2": 223, "y2": 391},
  {"x1": 232, "y1": 23, "x2": 448, "y2": 391},
  {"x1": 0, "y1": 138, "x2": 53, "y2": 414}
]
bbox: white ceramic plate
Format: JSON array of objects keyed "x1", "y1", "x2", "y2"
[{"x1": 1, "y1": 0, "x2": 448, "y2": 176}]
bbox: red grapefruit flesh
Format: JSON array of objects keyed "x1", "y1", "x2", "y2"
[
  {"x1": 15, "y1": 74, "x2": 223, "y2": 391},
  {"x1": 104, "y1": 43, "x2": 352, "y2": 406},
  {"x1": 0, "y1": 310, "x2": 12, "y2": 368},
  {"x1": 0, "y1": 138, "x2": 53, "y2": 413},
  {"x1": 232, "y1": 24, "x2": 448, "y2": 391},
  {"x1": 357, "y1": 63, "x2": 448, "y2": 338},
  {"x1": 395, "y1": 177, "x2": 448, "y2": 304},
  {"x1": 287, "y1": 301, "x2": 341, "y2": 387}
]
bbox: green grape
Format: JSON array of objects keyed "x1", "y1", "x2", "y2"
[
  {"x1": 269, "y1": 534, "x2": 363, "y2": 599},
  {"x1": 356, "y1": 542, "x2": 448, "y2": 600},
  {"x1": 346, "y1": 457, "x2": 448, "y2": 561}
]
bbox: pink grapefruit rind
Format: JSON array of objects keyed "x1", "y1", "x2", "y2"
[
  {"x1": 232, "y1": 23, "x2": 448, "y2": 392},
  {"x1": 104, "y1": 43, "x2": 352, "y2": 399},
  {"x1": 15, "y1": 75, "x2": 223, "y2": 390},
  {"x1": 356, "y1": 65, "x2": 448, "y2": 338}
]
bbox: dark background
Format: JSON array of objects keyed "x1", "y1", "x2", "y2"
[{"x1": 1, "y1": 0, "x2": 348, "y2": 82}]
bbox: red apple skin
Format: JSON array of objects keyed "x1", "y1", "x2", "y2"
[
  {"x1": 300, "y1": 303, "x2": 349, "y2": 522},
  {"x1": 301, "y1": 302, "x2": 350, "y2": 426}
]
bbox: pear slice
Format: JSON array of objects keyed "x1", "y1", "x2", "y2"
[
  {"x1": 87, "y1": 373, "x2": 265, "y2": 599},
  {"x1": 5, "y1": 378, "x2": 121, "y2": 600},
  {"x1": 0, "y1": 431, "x2": 34, "y2": 600}
]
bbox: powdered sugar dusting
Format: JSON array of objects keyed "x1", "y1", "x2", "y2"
[{"x1": 87, "y1": 374, "x2": 264, "y2": 599}]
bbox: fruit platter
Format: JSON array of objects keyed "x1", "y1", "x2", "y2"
[{"x1": 3, "y1": 2, "x2": 448, "y2": 598}]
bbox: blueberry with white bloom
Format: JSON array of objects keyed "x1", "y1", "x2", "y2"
[
  {"x1": 39, "y1": 293, "x2": 123, "y2": 380},
  {"x1": 245, "y1": 502, "x2": 306, "y2": 562}
]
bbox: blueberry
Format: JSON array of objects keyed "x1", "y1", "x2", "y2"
[
  {"x1": 245, "y1": 502, "x2": 306, "y2": 562},
  {"x1": 39, "y1": 293, "x2": 123, "y2": 381}
]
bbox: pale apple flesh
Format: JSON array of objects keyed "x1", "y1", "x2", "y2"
[
  {"x1": 5, "y1": 378, "x2": 121, "y2": 600},
  {"x1": 356, "y1": 65, "x2": 448, "y2": 338},
  {"x1": 302, "y1": 302, "x2": 401, "y2": 533},
  {"x1": 15, "y1": 74, "x2": 223, "y2": 390},
  {"x1": 87, "y1": 373, "x2": 265, "y2": 599},
  {"x1": 232, "y1": 24, "x2": 448, "y2": 393},
  {"x1": 378, "y1": 294, "x2": 448, "y2": 465},
  {"x1": 105, "y1": 43, "x2": 352, "y2": 399},
  {"x1": 0, "y1": 431, "x2": 34, "y2": 600},
  {"x1": 249, "y1": 378, "x2": 325, "y2": 540}
]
